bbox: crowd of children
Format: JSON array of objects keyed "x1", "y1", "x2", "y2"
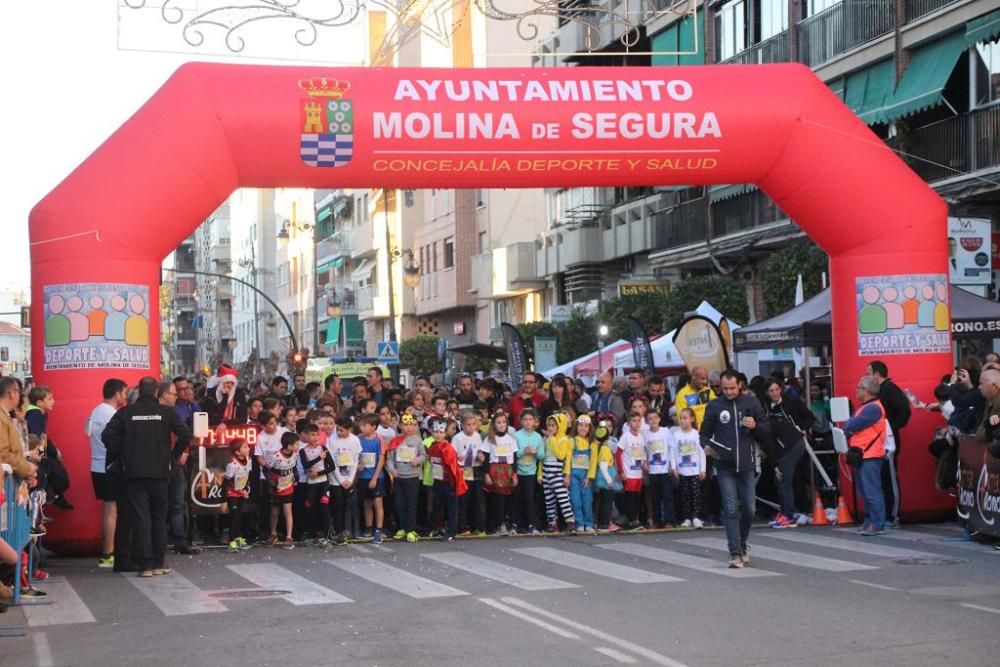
[{"x1": 220, "y1": 399, "x2": 712, "y2": 551}]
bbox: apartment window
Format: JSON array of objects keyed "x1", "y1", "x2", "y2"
[
  {"x1": 432, "y1": 242, "x2": 439, "y2": 272},
  {"x1": 759, "y1": 0, "x2": 787, "y2": 40},
  {"x1": 805, "y1": 0, "x2": 839, "y2": 17},
  {"x1": 444, "y1": 237, "x2": 455, "y2": 269},
  {"x1": 0, "y1": 348, "x2": 7, "y2": 362},
  {"x1": 716, "y1": 0, "x2": 747, "y2": 61},
  {"x1": 974, "y1": 39, "x2": 1000, "y2": 107},
  {"x1": 479, "y1": 231, "x2": 489, "y2": 253},
  {"x1": 476, "y1": 189, "x2": 486, "y2": 208}
]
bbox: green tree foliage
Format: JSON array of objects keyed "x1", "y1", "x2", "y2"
[
  {"x1": 662, "y1": 275, "x2": 750, "y2": 331},
  {"x1": 461, "y1": 354, "x2": 497, "y2": 374},
  {"x1": 399, "y1": 335, "x2": 441, "y2": 377},
  {"x1": 556, "y1": 312, "x2": 598, "y2": 364},
  {"x1": 596, "y1": 292, "x2": 673, "y2": 340},
  {"x1": 515, "y1": 321, "x2": 559, "y2": 358},
  {"x1": 760, "y1": 244, "x2": 829, "y2": 317}
]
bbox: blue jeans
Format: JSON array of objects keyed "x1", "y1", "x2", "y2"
[
  {"x1": 717, "y1": 466, "x2": 755, "y2": 557},
  {"x1": 569, "y1": 469, "x2": 594, "y2": 529},
  {"x1": 855, "y1": 458, "x2": 885, "y2": 530}
]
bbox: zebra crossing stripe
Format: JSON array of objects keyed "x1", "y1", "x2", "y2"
[
  {"x1": 124, "y1": 571, "x2": 228, "y2": 616},
  {"x1": 227, "y1": 563, "x2": 352, "y2": 605},
  {"x1": 761, "y1": 532, "x2": 941, "y2": 559},
  {"x1": 512, "y1": 546, "x2": 683, "y2": 583},
  {"x1": 326, "y1": 557, "x2": 468, "y2": 599},
  {"x1": 421, "y1": 551, "x2": 579, "y2": 590},
  {"x1": 598, "y1": 543, "x2": 780, "y2": 578},
  {"x1": 679, "y1": 537, "x2": 878, "y2": 572},
  {"x1": 23, "y1": 579, "x2": 96, "y2": 626}
]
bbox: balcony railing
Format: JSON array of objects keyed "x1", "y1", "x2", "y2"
[
  {"x1": 904, "y1": 0, "x2": 960, "y2": 23},
  {"x1": 798, "y1": 0, "x2": 895, "y2": 68},
  {"x1": 712, "y1": 191, "x2": 787, "y2": 236},
  {"x1": 888, "y1": 105, "x2": 1000, "y2": 183},
  {"x1": 722, "y1": 31, "x2": 790, "y2": 65},
  {"x1": 356, "y1": 284, "x2": 375, "y2": 313},
  {"x1": 652, "y1": 199, "x2": 707, "y2": 249}
]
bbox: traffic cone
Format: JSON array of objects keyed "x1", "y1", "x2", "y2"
[
  {"x1": 811, "y1": 493, "x2": 828, "y2": 526},
  {"x1": 836, "y1": 495, "x2": 854, "y2": 525}
]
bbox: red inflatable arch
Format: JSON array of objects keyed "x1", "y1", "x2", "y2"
[{"x1": 30, "y1": 64, "x2": 950, "y2": 553}]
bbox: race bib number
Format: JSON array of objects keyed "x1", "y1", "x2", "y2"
[
  {"x1": 336, "y1": 451, "x2": 353, "y2": 467},
  {"x1": 572, "y1": 453, "x2": 590, "y2": 469},
  {"x1": 360, "y1": 452, "x2": 376, "y2": 469},
  {"x1": 496, "y1": 445, "x2": 511, "y2": 458},
  {"x1": 463, "y1": 466, "x2": 475, "y2": 481},
  {"x1": 234, "y1": 475, "x2": 248, "y2": 491},
  {"x1": 398, "y1": 447, "x2": 414, "y2": 463},
  {"x1": 520, "y1": 452, "x2": 536, "y2": 466},
  {"x1": 630, "y1": 445, "x2": 646, "y2": 461},
  {"x1": 276, "y1": 474, "x2": 293, "y2": 491},
  {"x1": 431, "y1": 463, "x2": 444, "y2": 481},
  {"x1": 679, "y1": 442, "x2": 696, "y2": 457},
  {"x1": 649, "y1": 441, "x2": 665, "y2": 456}
]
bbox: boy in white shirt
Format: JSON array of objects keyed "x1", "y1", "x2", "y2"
[
  {"x1": 616, "y1": 411, "x2": 648, "y2": 531},
  {"x1": 451, "y1": 411, "x2": 485, "y2": 535},
  {"x1": 645, "y1": 410, "x2": 676, "y2": 528},
  {"x1": 326, "y1": 416, "x2": 362, "y2": 544}
]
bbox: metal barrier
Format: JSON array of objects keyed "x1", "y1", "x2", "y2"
[{"x1": 1, "y1": 464, "x2": 33, "y2": 636}]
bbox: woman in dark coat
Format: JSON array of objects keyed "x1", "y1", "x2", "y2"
[{"x1": 763, "y1": 377, "x2": 814, "y2": 527}]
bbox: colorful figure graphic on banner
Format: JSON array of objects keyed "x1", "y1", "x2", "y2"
[
  {"x1": 66, "y1": 295, "x2": 89, "y2": 342},
  {"x1": 125, "y1": 293, "x2": 149, "y2": 346},
  {"x1": 88, "y1": 296, "x2": 107, "y2": 336},
  {"x1": 856, "y1": 275, "x2": 950, "y2": 356},
  {"x1": 104, "y1": 294, "x2": 127, "y2": 342},
  {"x1": 44, "y1": 294, "x2": 71, "y2": 347}
]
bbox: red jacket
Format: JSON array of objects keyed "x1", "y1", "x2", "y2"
[
  {"x1": 428, "y1": 440, "x2": 468, "y2": 496},
  {"x1": 509, "y1": 392, "x2": 544, "y2": 430}
]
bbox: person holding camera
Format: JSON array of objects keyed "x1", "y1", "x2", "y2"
[{"x1": 843, "y1": 376, "x2": 888, "y2": 537}]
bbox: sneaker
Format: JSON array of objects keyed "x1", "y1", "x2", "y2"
[
  {"x1": 266, "y1": 535, "x2": 278, "y2": 547},
  {"x1": 97, "y1": 555, "x2": 115, "y2": 569},
  {"x1": 855, "y1": 523, "x2": 871, "y2": 535},
  {"x1": 282, "y1": 538, "x2": 295, "y2": 550},
  {"x1": 993, "y1": 543, "x2": 1000, "y2": 551},
  {"x1": 359, "y1": 530, "x2": 373, "y2": 542},
  {"x1": 544, "y1": 524, "x2": 558, "y2": 534},
  {"x1": 495, "y1": 524, "x2": 509, "y2": 537},
  {"x1": 138, "y1": 571, "x2": 154, "y2": 578},
  {"x1": 476, "y1": 530, "x2": 488, "y2": 537},
  {"x1": 768, "y1": 514, "x2": 791, "y2": 529},
  {"x1": 858, "y1": 526, "x2": 880, "y2": 537},
  {"x1": 607, "y1": 523, "x2": 621, "y2": 533},
  {"x1": 406, "y1": 531, "x2": 419, "y2": 543},
  {"x1": 393, "y1": 529, "x2": 406, "y2": 540},
  {"x1": 693, "y1": 518, "x2": 704, "y2": 529},
  {"x1": 237, "y1": 538, "x2": 251, "y2": 550},
  {"x1": 529, "y1": 527, "x2": 542, "y2": 535},
  {"x1": 334, "y1": 534, "x2": 348, "y2": 546},
  {"x1": 566, "y1": 523, "x2": 577, "y2": 533},
  {"x1": 575, "y1": 526, "x2": 585, "y2": 534},
  {"x1": 597, "y1": 526, "x2": 610, "y2": 533},
  {"x1": 52, "y1": 496, "x2": 74, "y2": 510},
  {"x1": 728, "y1": 556, "x2": 744, "y2": 569},
  {"x1": 33, "y1": 570, "x2": 49, "y2": 581},
  {"x1": 681, "y1": 519, "x2": 693, "y2": 528},
  {"x1": 794, "y1": 513, "x2": 811, "y2": 526},
  {"x1": 30, "y1": 526, "x2": 46, "y2": 536},
  {"x1": 584, "y1": 527, "x2": 597, "y2": 534},
  {"x1": 20, "y1": 586, "x2": 49, "y2": 597},
  {"x1": 741, "y1": 552, "x2": 751, "y2": 566},
  {"x1": 372, "y1": 530, "x2": 383, "y2": 545},
  {"x1": 228, "y1": 540, "x2": 241, "y2": 553},
  {"x1": 629, "y1": 522, "x2": 645, "y2": 532},
  {"x1": 152, "y1": 567, "x2": 172, "y2": 576},
  {"x1": 442, "y1": 535, "x2": 455, "y2": 542},
  {"x1": 174, "y1": 544, "x2": 202, "y2": 555}
]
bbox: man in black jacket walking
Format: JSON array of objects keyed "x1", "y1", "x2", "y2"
[
  {"x1": 102, "y1": 377, "x2": 192, "y2": 577},
  {"x1": 700, "y1": 370, "x2": 770, "y2": 568},
  {"x1": 867, "y1": 360, "x2": 910, "y2": 525}
]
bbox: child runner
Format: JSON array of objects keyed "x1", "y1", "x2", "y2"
[
  {"x1": 542, "y1": 413, "x2": 575, "y2": 533},
  {"x1": 595, "y1": 428, "x2": 622, "y2": 533},
  {"x1": 377, "y1": 405, "x2": 398, "y2": 443},
  {"x1": 617, "y1": 411, "x2": 648, "y2": 531},
  {"x1": 513, "y1": 408, "x2": 544, "y2": 534},
  {"x1": 451, "y1": 411, "x2": 486, "y2": 535},
  {"x1": 427, "y1": 417, "x2": 469, "y2": 541},
  {"x1": 224, "y1": 438, "x2": 253, "y2": 551},
  {"x1": 298, "y1": 423, "x2": 331, "y2": 544},
  {"x1": 253, "y1": 413, "x2": 286, "y2": 540},
  {"x1": 645, "y1": 410, "x2": 676, "y2": 528},
  {"x1": 357, "y1": 414, "x2": 387, "y2": 544},
  {"x1": 565, "y1": 415, "x2": 598, "y2": 534},
  {"x1": 265, "y1": 431, "x2": 299, "y2": 549},
  {"x1": 483, "y1": 411, "x2": 517, "y2": 535},
  {"x1": 327, "y1": 416, "x2": 361, "y2": 545},
  {"x1": 673, "y1": 408, "x2": 707, "y2": 529},
  {"x1": 385, "y1": 414, "x2": 425, "y2": 542}
]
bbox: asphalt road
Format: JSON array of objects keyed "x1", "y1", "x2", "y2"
[{"x1": 3, "y1": 523, "x2": 999, "y2": 667}]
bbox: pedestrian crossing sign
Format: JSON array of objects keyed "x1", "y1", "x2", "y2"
[{"x1": 376, "y1": 340, "x2": 399, "y2": 364}]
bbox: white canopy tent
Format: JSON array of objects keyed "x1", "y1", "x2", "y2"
[
  {"x1": 544, "y1": 339, "x2": 628, "y2": 381},
  {"x1": 612, "y1": 301, "x2": 740, "y2": 371}
]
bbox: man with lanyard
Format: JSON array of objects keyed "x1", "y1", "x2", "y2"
[
  {"x1": 843, "y1": 376, "x2": 888, "y2": 537},
  {"x1": 699, "y1": 370, "x2": 769, "y2": 569},
  {"x1": 676, "y1": 366, "x2": 715, "y2": 426},
  {"x1": 509, "y1": 372, "x2": 544, "y2": 431},
  {"x1": 172, "y1": 376, "x2": 200, "y2": 426},
  {"x1": 454, "y1": 374, "x2": 477, "y2": 411}
]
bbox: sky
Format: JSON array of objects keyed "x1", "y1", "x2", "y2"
[{"x1": 0, "y1": 1, "x2": 365, "y2": 293}]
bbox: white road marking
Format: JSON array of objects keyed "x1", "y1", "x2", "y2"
[
  {"x1": 33, "y1": 631, "x2": 53, "y2": 667},
  {"x1": 348, "y1": 544, "x2": 372, "y2": 554},
  {"x1": 594, "y1": 647, "x2": 639, "y2": 664},
  {"x1": 762, "y1": 532, "x2": 941, "y2": 559},
  {"x1": 680, "y1": 537, "x2": 878, "y2": 572},
  {"x1": 124, "y1": 571, "x2": 229, "y2": 616},
  {"x1": 512, "y1": 546, "x2": 683, "y2": 584},
  {"x1": 479, "y1": 598, "x2": 581, "y2": 639},
  {"x1": 849, "y1": 580, "x2": 899, "y2": 592},
  {"x1": 326, "y1": 558, "x2": 468, "y2": 599},
  {"x1": 348, "y1": 543, "x2": 394, "y2": 554},
  {"x1": 23, "y1": 579, "x2": 96, "y2": 626},
  {"x1": 835, "y1": 528, "x2": 1000, "y2": 554},
  {"x1": 421, "y1": 551, "x2": 579, "y2": 590},
  {"x1": 227, "y1": 563, "x2": 352, "y2": 605},
  {"x1": 960, "y1": 603, "x2": 1000, "y2": 615},
  {"x1": 503, "y1": 597, "x2": 690, "y2": 667},
  {"x1": 599, "y1": 543, "x2": 780, "y2": 578}
]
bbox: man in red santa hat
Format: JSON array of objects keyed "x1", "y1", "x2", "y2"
[{"x1": 202, "y1": 365, "x2": 249, "y2": 427}]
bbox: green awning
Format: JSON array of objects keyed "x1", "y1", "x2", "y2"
[
  {"x1": 316, "y1": 257, "x2": 345, "y2": 274},
  {"x1": 828, "y1": 77, "x2": 845, "y2": 101},
  {"x1": 877, "y1": 31, "x2": 966, "y2": 123},
  {"x1": 967, "y1": 9, "x2": 1000, "y2": 45},
  {"x1": 325, "y1": 317, "x2": 341, "y2": 345},
  {"x1": 652, "y1": 11, "x2": 704, "y2": 66},
  {"x1": 344, "y1": 315, "x2": 364, "y2": 346},
  {"x1": 709, "y1": 184, "x2": 757, "y2": 203},
  {"x1": 317, "y1": 206, "x2": 332, "y2": 223},
  {"x1": 844, "y1": 59, "x2": 896, "y2": 124}
]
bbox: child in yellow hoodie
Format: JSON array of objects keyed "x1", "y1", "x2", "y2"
[
  {"x1": 542, "y1": 413, "x2": 576, "y2": 533},
  {"x1": 565, "y1": 414, "x2": 599, "y2": 534}
]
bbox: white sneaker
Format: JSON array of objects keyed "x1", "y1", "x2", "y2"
[
  {"x1": 575, "y1": 526, "x2": 585, "y2": 534},
  {"x1": 795, "y1": 513, "x2": 810, "y2": 526},
  {"x1": 693, "y1": 518, "x2": 704, "y2": 529},
  {"x1": 681, "y1": 519, "x2": 693, "y2": 528}
]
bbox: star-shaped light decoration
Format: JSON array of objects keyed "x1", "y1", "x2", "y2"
[{"x1": 367, "y1": 0, "x2": 471, "y2": 66}]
